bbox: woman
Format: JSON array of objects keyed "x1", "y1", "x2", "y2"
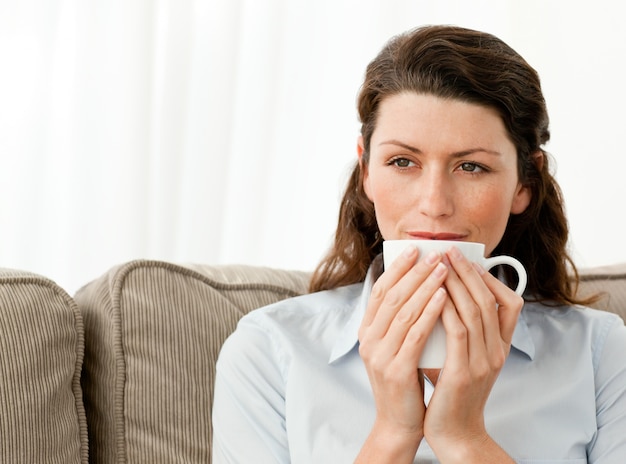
[{"x1": 212, "y1": 25, "x2": 626, "y2": 463}]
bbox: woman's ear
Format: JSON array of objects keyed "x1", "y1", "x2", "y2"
[
  {"x1": 357, "y1": 136, "x2": 373, "y2": 201},
  {"x1": 357, "y1": 135, "x2": 365, "y2": 163},
  {"x1": 511, "y1": 150, "x2": 543, "y2": 214},
  {"x1": 510, "y1": 184, "x2": 531, "y2": 214},
  {"x1": 533, "y1": 150, "x2": 545, "y2": 172}
]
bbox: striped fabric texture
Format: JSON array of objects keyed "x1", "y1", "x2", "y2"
[
  {"x1": 577, "y1": 263, "x2": 626, "y2": 321},
  {"x1": 75, "y1": 260, "x2": 310, "y2": 464},
  {"x1": 2, "y1": 260, "x2": 624, "y2": 463},
  {"x1": 0, "y1": 269, "x2": 88, "y2": 464}
]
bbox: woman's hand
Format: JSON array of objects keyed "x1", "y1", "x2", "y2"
[
  {"x1": 424, "y1": 246, "x2": 523, "y2": 463},
  {"x1": 356, "y1": 246, "x2": 448, "y2": 463}
]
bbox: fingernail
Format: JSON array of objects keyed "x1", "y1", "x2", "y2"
[
  {"x1": 433, "y1": 286, "x2": 446, "y2": 301},
  {"x1": 434, "y1": 262, "x2": 447, "y2": 277},
  {"x1": 472, "y1": 262, "x2": 486, "y2": 275},
  {"x1": 403, "y1": 245, "x2": 417, "y2": 258},
  {"x1": 425, "y1": 251, "x2": 440, "y2": 265},
  {"x1": 448, "y1": 246, "x2": 463, "y2": 261}
]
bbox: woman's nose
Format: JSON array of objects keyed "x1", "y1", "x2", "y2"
[{"x1": 417, "y1": 170, "x2": 454, "y2": 218}]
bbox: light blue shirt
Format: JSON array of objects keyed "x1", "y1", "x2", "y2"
[{"x1": 212, "y1": 257, "x2": 626, "y2": 463}]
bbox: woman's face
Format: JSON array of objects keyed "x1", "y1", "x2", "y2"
[{"x1": 360, "y1": 92, "x2": 531, "y2": 256}]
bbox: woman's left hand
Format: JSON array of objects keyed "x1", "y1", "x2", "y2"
[{"x1": 424, "y1": 246, "x2": 524, "y2": 462}]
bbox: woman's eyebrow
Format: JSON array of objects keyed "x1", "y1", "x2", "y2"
[
  {"x1": 450, "y1": 148, "x2": 502, "y2": 158},
  {"x1": 379, "y1": 140, "x2": 422, "y2": 153},
  {"x1": 379, "y1": 139, "x2": 501, "y2": 157}
]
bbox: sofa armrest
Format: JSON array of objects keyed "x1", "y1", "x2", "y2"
[{"x1": 0, "y1": 269, "x2": 88, "y2": 464}]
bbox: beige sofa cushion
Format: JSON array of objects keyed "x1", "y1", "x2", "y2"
[
  {"x1": 75, "y1": 259, "x2": 625, "y2": 464},
  {"x1": 75, "y1": 260, "x2": 310, "y2": 464},
  {"x1": 0, "y1": 269, "x2": 88, "y2": 464},
  {"x1": 577, "y1": 263, "x2": 626, "y2": 321}
]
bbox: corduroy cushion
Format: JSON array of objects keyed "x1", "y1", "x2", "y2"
[
  {"x1": 577, "y1": 263, "x2": 626, "y2": 321},
  {"x1": 75, "y1": 260, "x2": 626, "y2": 463},
  {"x1": 0, "y1": 269, "x2": 88, "y2": 464},
  {"x1": 75, "y1": 260, "x2": 310, "y2": 464}
]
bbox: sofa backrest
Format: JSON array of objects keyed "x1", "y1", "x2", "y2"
[
  {"x1": 75, "y1": 260, "x2": 310, "y2": 464},
  {"x1": 576, "y1": 263, "x2": 626, "y2": 321},
  {"x1": 0, "y1": 269, "x2": 88, "y2": 464},
  {"x1": 74, "y1": 259, "x2": 626, "y2": 464}
]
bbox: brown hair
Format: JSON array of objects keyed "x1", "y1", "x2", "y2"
[{"x1": 310, "y1": 25, "x2": 590, "y2": 305}]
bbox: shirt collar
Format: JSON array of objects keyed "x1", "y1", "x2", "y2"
[
  {"x1": 329, "y1": 254, "x2": 536, "y2": 364},
  {"x1": 328, "y1": 255, "x2": 382, "y2": 364},
  {"x1": 511, "y1": 305, "x2": 535, "y2": 360}
]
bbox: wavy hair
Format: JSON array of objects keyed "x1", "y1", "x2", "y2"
[{"x1": 310, "y1": 25, "x2": 591, "y2": 305}]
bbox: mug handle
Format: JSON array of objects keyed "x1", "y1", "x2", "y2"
[{"x1": 483, "y1": 256, "x2": 527, "y2": 296}]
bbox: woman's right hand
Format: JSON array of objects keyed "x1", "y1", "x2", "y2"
[{"x1": 355, "y1": 246, "x2": 449, "y2": 463}]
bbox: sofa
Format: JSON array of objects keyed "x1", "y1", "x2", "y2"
[{"x1": 1, "y1": 260, "x2": 625, "y2": 463}]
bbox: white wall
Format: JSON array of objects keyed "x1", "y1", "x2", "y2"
[{"x1": 1, "y1": 0, "x2": 624, "y2": 293}]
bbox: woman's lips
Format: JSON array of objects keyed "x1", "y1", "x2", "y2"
[{"x1": 407, "y1": 232, "x2": 467, "y2": 240}]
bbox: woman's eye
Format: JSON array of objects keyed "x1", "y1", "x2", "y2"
[
  {"x1": 459, "y1": 162, "x2": 485, "y2": 173},
  {"x1": 391, "y1": 158, "x2": 414, "y2": 168}
]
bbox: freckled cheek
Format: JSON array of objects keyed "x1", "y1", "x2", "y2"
[
  {"x1": 462, "y1": 188, "x2": 514, "y2": 237},
  {"x1": 369, "y1": 182, "x2": 413, "y2": 234}
]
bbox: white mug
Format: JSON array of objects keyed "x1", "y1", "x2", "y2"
[{"x1": 382, "y1": 240, "x2": 527, "y2": 368}]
